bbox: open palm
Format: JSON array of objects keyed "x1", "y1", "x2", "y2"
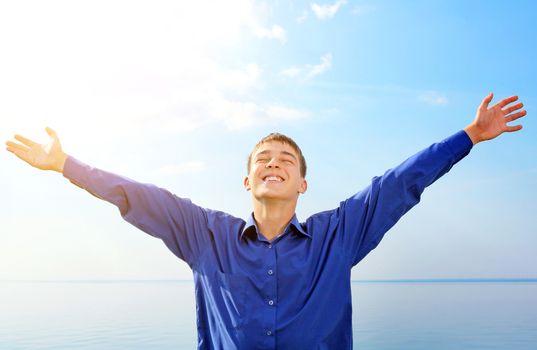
[
  {"x1": 471, "y1": 93, "x2": 526, "y2": 142},
  {"x1": 5, "y1": 127, "x2": 66, "y2": 172}
]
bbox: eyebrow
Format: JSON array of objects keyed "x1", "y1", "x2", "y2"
[{"x1": 256, "y1": 150, "x2": 298, "y2": 161}]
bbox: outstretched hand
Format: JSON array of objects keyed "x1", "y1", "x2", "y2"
[
  {"x1": 464, "y1": 93, "x2": 527, "y2": 145},
  {"x1": 5, "y1": 127, "x2": 68, "y2": 172}
]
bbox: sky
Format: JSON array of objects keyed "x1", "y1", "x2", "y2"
[{"x1": 1, "y1": 0, "x2": 536, "y2": 281}]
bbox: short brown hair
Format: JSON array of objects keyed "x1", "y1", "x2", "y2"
[{"x1": 247, "y1": 133, "x2": 307, "y2": 178}]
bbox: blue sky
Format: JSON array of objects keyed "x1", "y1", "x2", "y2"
[{"x1": 1, "y1": 0, "x2": 536, "y2": 281}]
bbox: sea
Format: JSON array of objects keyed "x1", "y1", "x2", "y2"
[{"x1": 1, "y1": 280, "x2": 536, "y2": 349}]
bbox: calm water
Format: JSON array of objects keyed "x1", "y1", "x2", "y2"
[{"x1": 1, "y1": 280, "x2": 536, "y2": 349}]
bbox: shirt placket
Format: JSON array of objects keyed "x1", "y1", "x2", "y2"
[{"x1": 261, "y1": 240, "x2": 277, "y2": 349}]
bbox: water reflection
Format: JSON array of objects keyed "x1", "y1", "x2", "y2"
[{"x1": 1, "y1": 281, "x2": 536, "y2": 349}]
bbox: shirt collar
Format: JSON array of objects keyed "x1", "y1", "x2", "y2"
[{"x1": 240, "y1": 212, "x2": 311, "y2": 241}]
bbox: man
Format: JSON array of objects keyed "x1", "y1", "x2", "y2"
[{"x1": 5, "y1": 93, "x2": 527, "y2": 349}]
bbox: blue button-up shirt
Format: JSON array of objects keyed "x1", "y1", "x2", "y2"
[{"x1": 62, "y1": 130, "x2": 473, "y2": 349}]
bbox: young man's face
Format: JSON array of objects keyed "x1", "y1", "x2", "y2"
[{"x1": 244, "y1": 141, "x2": 307, "y2": 202}]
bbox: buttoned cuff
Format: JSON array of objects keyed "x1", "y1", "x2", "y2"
[
  {"x1": 62, "y1": 155, "x2": 89, "y2": 188},
  {"x1": 444, "y1": 129, "x2": 474, "y2": 161}
]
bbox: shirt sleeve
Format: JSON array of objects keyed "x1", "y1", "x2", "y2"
[
  {"x1": 62, "y1": 156, "x2": 210, "y2": 268},
  {"x1": 341, "y1": 130, "x2": 474, "y2": 267}
]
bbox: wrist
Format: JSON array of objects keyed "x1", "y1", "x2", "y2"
[
  {"x1": 55, "y1": 152, "x2": 68, "y2": 173},
  {"x1": 463, "y1": 124, "x2": 481, "y2": 145}
]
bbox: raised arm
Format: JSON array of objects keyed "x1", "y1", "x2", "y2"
[
  {"x1": 5, "y1": 128, "x2": 211, "y2": 268},
  {"x1": 341, "y1": 93, "x2": 527, "y2": 267}
]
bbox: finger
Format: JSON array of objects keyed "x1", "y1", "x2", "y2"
[
  {"x1": 8, "y1": 148, "x2": 33, "y2": 164},
  {"x1": 505, "y1": 124, "x2": 523, "y2": 132},
  {"x1": 6, "y1": 145, "x2": 25, "y2": 155},
  {"x1": 5, "y1": 141, "x2": 30, "y2": 153},
  {"x1": 505, "y1": 110, "x2": 527, "y2": 123},
  {"x1": 493, "y1": 95, "x2": 518, "y2": 109},
  {"x1": 480, "y1": 92, "x2": 494, "y2": 110},
  {"x1": 46, "y1": 126, "x2": 58, "y2": 139},
  {"x1": 503, "y1": 102, "x2": 523, "y2": 114},
  {"x1": 14, "y1": 134, "x2": 38, "y2": 148}
]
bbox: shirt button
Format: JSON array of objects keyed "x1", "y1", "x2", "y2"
[
  {"x1": 266, "y1": 330, "x2": 272, "y2": 336},
  {"x1": 268, "y1": 269, "x2": 273, "y2": 275},
  {"x1": 268, "y1": 244, "x2": 272, "y2": 248},
  {"x1": 268, "y1": 299, "x2": 274, "y2": 306}
]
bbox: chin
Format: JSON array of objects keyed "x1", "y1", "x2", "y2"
[{"x1": 253, "y1": 189, "x2": 286, "y2": 199}]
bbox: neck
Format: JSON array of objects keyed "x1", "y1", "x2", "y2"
[{"x1": 252, "y1": 198, "x2": 297, "y2": 242}]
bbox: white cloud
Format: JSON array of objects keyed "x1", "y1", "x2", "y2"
[
  {"x1": 279, "y1": 67, "x2": 302, "y2": 78},
  {"x1": 140, "y1": 84, "x2": 307, "y2": 133},
  {"x1": 220, "y1": 64, "x2": 262, "y2": 92},
  {"x1": 251, "y1": 24, "x2": 287, "y2": 43},
  {"x1": 419, "y1": 91, "x2": 449, "y2": 106},
  {"x1": 156, "y1": 161, "x2": 206, "y2": 176},
  {"x1": 245, "y1": 1, "x2": 287, "y2": 43},
  {"x1": 223, "y1": 102, "x2": 306, "y2": 130},
  {"x1": 311, "y1": 0, "x2": 347, "y2": 20},
  {"x1": 280, "y1": 53, "x2": 333, "y2": 80},
  {"x1": 266, "y1": 105, "x2": 307, "y2": 121},
  {"x1": 351, "y1": 4, "x2": 376, "y2": 16},
  {"x1": 296, "y1": 10, "x2": 309, "y2": 23},
  {"x1": 0, "y1": 0, "x2": 302, "y2": 151},
  {"x1": 307, "y1": 53, "x2": 333, "y2": 77}
]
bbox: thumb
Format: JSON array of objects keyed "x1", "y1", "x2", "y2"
[
  {"x1": 480, "y1": 92, "x2": 494, "y2": 110},
  {"x1": 45, "y1": 126, "x2": 58, "y2": 139}
]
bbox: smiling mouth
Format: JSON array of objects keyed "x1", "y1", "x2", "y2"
[{"x1": 263, "y1": 175, "x2": 284, "y2": 183}]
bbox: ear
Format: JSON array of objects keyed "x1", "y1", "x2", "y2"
[
  {"x1": 244, "y1": 175, "x2": 251, "y2": 191},
  {"x1": 298, "y1": 178, "x2": 308, "y2": 194}
]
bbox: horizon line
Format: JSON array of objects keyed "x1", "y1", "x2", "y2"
[{"x1": 2, "y1": 278, "x2": 537, "y2": 283}]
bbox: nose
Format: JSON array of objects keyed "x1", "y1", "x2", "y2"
[{"x1": 266, "y1": 157, "x2": 280, "y2": 168}]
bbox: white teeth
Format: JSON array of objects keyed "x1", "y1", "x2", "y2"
[{"x1": 264, "y1": 176, "x2": 283, "y2": 182}]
